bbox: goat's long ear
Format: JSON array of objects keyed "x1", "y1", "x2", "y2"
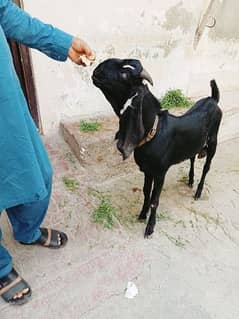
[{"x1": 136, "y1": 92, "x2": 146, "y2": 139}]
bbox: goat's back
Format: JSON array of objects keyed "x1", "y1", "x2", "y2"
[{"x1": 134, "y1": 97, "x2": 222, "y2": 173}]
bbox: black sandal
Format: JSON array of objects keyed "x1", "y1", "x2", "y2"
[
  {"x1": 0, "y1": 268, "x2": 31, "y2": 305},
  {"x1": 20, "y1": 227, "x2": 68, "y2": 249}
]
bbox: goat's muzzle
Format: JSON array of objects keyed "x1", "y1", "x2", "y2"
[
  {"x1": 91, "y1": 75, "x2": 103, "y2": 88},
  {"x1": 117, "y1": 141, "x2": 134, "y2": 160}
]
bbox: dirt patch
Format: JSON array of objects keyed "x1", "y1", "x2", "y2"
[
  {"x1": 60, "y1": 113, "x2": 239, "y2": 247},
  {"x1": 61, "y1": 116, "x2": 136, "y2": 182}
]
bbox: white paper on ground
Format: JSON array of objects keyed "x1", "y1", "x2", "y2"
[{"x1": 124, "y1": 281, "x2": 139, "y2": 299}]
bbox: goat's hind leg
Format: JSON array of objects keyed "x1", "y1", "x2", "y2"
[
  {"x1": 138, "y1": 173, "x2": 153, "y2": 221},
  {"x1": 194, "y1": 114, "x2": 222, "y2": 199},
  {"x1": 194, "y1": 137, "x2": 218, "y2": 199},
  {"x1": 188, "y1": 156, "x2": 195, "y2": 188}
]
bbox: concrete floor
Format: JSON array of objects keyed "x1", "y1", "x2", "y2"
[{"x1": 0, "y1": 92, "x2": 239, "y2": 319}]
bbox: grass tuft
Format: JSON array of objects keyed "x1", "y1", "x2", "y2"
[
  {"x1": 93, "y1": 195, "x2": 115, "y2": 229},
  {"x1": 160, "y1": 89, "x2": 193, "y2": 109},
  {"x1": 157, "y1": 211, "x2": 172, "y2": 222},
  {"x1": 62, "y1": 176, "x2": 79, "y2": 192},
  {"x1": 79, "y1": 120, "x2": 102, "y2": 132},
  {"x1": 178, "y1": 172, "x2": 189, "y2": 185}
]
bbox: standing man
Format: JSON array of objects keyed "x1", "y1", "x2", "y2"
[{"x1": 0, "y1": 0, "x2": 95, "y2": 305}]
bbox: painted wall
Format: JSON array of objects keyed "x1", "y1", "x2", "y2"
[{"x1": 23, "y1": 0, "x2": 239, "y2": 133}]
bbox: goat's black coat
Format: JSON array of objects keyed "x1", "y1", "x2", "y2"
[
  {"x1": 133, "y1": 84, "x2": 221, "y2": 172},
  {"x1": 92, "y1": 58, "x2": 222, "y2": 237}
]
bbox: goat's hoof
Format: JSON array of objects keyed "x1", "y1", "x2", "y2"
[
  {"x1": 194, "y1": 192, "x2": 201, "y2": 200},
  {"x1": 138, "y1": 217, "x2": 147, "y2": 223},
  {"x1": 188, "y1": 182, "x2": 193, "y2": 188},
  {"x1": 144, "y1": 226, "x2": 154, "y2": 238},
  {"x1": 138, "y1": 214, "x2": 147, "y2": 221}
]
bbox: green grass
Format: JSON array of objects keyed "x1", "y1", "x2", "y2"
[
  {"x1": 62, "y1": 176, "x2": 79, "y2": 192},
  {"x1": 79, "y1": 120, "x2": 102, "y2": 132},
  {"x1": 89, "y1": 188, "x2": 140, "y2": 228},
  {"x1": 157, "y1": 211, "x2": 172, "y2": 222},
  {"x1": 63, "y1": 151, "x2": 77, "y2": 164},
  {"x1": 160, "y1": 89, "x2": 193, "y2": 109},
  {"x1": 92, "y1": 195, "x2": 116, "y2": 229},
  {"x1": 178, "y1": 172, "x2": 188, "y2": 184},
  {"x1": 160, "y1": 229, "x2": 189, "y2": 248},
  {"x1": 190, "y1": 208, "x2": 220, "y2": 226}
]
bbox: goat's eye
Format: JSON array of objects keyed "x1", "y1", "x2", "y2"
[{"x1": 120, "y1": 72, "x2": 128, "y2": 80}]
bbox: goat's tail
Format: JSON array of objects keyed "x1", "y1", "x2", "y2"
[{"x1": 210, "y1": 79, "x2": 220, "y2": 103}]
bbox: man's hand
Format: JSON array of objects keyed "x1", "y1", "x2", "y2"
[{"x1": 68, "y1": 37, "x2": 95, "y2": 66}]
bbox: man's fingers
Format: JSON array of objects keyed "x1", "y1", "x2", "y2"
[
  {"x1": 68, "y1": 37, "x2": 96, "y2": 66},
  {"x1": 77, "y1": 47, "x2": 95, "y2": 63},
  {"x1": 80, "y1": 55, "x2": 94, "y2": 66},
  {"x1": 68, "y1": 47, "x2": 79, "y2": 63},
  {"x1": 68, "y1": 48, "x2": 84, "y2": 65},
  {"x1": 70, "y1": 54, "x2": 91, "y2": 67},
  {"x1": 83, "y1": 46, "x2": 95, "y2": 61},
  {"x1": 77, "y1": 56, "x2": 87, "y2": 66},
  {"x1": 87, "y1": 51, "x2": 96, "y2": 62}
]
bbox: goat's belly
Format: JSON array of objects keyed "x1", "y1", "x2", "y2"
[
  {"x1": 170, "y1": 132, "x2": 207, "y2": 162},
  {"x1": 170, "y1": 154, "x2": 194, "y2": 165},
  {"x1": 171, "y1": 144, "x2": 205, "y2": 165}
]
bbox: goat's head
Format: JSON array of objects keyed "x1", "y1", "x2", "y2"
[
  {"x1": 116, "y1": 86, "x2": 148, "y2": 160},
  {"x1": 92, "y1": 58, "x2": 153, "y2": 117}
]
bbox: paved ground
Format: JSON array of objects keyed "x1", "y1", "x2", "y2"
[{"x1": 0, "y1": 92, "x2": 239, "y2": 319}]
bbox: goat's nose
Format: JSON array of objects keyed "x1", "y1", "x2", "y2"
[
  {"x1": 117, "y1": 141, "x2": 123, "y2": 154},
  {"x1": 117, "y1": 141, "x2": 125, "y2": 155},
  {"x1": 92, "y1": 70, "x2": 103, "y2": 85},
  {"x1": 92, "y1": 71, "x2": 97, "y2": 79},
  {"x1": 117, "y1": 142, "x2": 129, "y2": 160},
  {"x1": 92, "y1": 67, "x2": 101, "y2": 77}
]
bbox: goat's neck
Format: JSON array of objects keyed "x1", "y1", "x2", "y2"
[
  {"x1": 119, "y1": 86, "x2": 141, "y2": 115},
  {"x1": 141, "y1": 91, "x2": 161, "y2": 134}
]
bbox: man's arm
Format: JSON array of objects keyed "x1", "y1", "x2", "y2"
[{"x1": 0, "y1": 0, "x2": 73, "y2": 61}]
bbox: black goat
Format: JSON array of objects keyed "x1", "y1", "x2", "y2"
[{"x1": 92, "y1": 58, "x2": 222, "y2": 237}]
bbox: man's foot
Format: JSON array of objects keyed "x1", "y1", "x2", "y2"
[
  {"x1": 20, "y1": 228, "x2": 68, "y2": 249},
  {"x1": 0, "y1": 268, "x2": 31, "y2": 305}
]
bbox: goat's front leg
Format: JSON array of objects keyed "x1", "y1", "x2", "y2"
[
  {"x1": 188, "y1": 156, "x2": 195, "y2": 188},
  {"x1": 138, "y1": 173, "x2": 153, "y2": 221},
  {"x1": 144, "y1": 173, "x2": 166, "y2": 238}
]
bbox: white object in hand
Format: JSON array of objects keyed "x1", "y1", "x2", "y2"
[{"x1": 81, "y1": 55, "x2": 93, "y2": 66}]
